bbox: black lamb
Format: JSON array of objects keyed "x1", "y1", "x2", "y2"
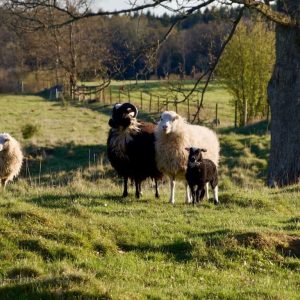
[
  {"x1": 185, "y1": 147, "x2": 219, "y2": 205},
  {"x1": 107, "y1": 102, "x2": 162, "y2": 198}
]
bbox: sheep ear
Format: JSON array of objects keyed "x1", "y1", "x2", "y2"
[
  {"x1": 185, "y1": 147, "x2": 190, "y2": 152},
  {"x1": 114, "y1": 103, "x2": 122, "y2": 110},
  {"x1": 200, "y1": 148, "x2": 207, "y2": 152}
]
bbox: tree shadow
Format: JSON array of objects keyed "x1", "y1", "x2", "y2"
[
  {"x1": 218, "y1": 120, "x2": 269, "y2": 136},
  {"x1": 21, "y1": 143, "x2": 110, "y2": 186},
  {"x1": 117, "y1": 239, "x2": 194, "y2": 262}
]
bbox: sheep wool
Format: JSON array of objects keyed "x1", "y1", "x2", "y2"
[
  {"x1": 0, "y1": 133, "x2": 23, "y2": 187},
  {"x1": 155, "y1": 111, "x2": 219, "y2": 204}
]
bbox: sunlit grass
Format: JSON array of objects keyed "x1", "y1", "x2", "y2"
[{"x1": 0, "y1": 93, "x2": 299, "y2": 299}]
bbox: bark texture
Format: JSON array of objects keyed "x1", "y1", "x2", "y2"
[{"x1": 267, "y1": 0, "x2": 300, "y2": 187}]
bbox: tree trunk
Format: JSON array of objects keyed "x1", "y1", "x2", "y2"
[{"x1": 267, "y1": 1, "x2": 300, "y2": 187}]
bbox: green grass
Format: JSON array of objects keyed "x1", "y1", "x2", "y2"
[
  {"x1": 0, "y1": 93, "x2": 299, "y2": 299},
  {"x1": 80, "y1": 80, "x2": 235, "y2": 127}
]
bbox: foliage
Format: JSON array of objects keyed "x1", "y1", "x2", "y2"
[
  {"x1": 0, "y1": 6, "x2": 235, "y2": 92},
  {"x1": 21, "y1": 123, "x2": 40, "y2": 140},
  {"x1": 217, "y1": 19, "x2": 275, "y2": 126}
]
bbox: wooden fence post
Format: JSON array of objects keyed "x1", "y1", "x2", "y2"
[
  {"x1": 175, "y1": 100, "x2": 178, "y2": 113},
  {"x1": 103, "y1": 88, "x2": 106, "y2": 103},
  {"x1": 128, "y1": 89, "x2": 131, "y2": 103},
  {"x1": 119, "y1": 89, "x2": 121, "y2": 103},
  {"x1": 149, "y1": 93, "x2": 152, "y2": 112},
  {"x1": 110, "y1": 87, "x2": 112, "y2": 104},
  {"x1": 187, "y1": 97, "x2": 190, "y2": 122},
  {"x1": 166, "y1": 98, "x2": 169, "y2": 110},
  {"x1": 215, "y1": 103, "x2": 218, "y2": 127},
  {"x1": 140, "y1": 91, "x2": 143, "y2": 109},
  {"x1": 234, "y1": 100, "x2": 238, "y2": 128},
  {"x1": 157, "y1": 96, "x2": 160, "y2": 112}
]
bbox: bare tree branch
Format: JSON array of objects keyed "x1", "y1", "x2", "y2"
[
  {"x1": 231, "y1": 0, "x2": 297, "y2": 26},
  {"x1": 191, "y1": 6, "x2": 245, "y2": 124}
]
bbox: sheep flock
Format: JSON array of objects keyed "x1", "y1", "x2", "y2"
[
  {"x1": 107, "y1": 104, "x2": 220, "y2": 204},
  {"x1": 1, "y1": 103, "x2": 220, "y2": 205}
]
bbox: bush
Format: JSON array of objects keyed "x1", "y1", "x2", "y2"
[{"x1": 21, "y1": 123, "x2": 40, "y2": 139}]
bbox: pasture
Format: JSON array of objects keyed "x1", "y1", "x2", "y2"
[{"x1": 0, "y1": 88, "x2": 299, "y2": 299}]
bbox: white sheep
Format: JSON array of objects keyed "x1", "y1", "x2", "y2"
[
  {"x1": 155, "y1": 111, "x2": 219, "y2": 204},
  {"x1": 0, "y1": 133, "x2": 23, "y2": 188}
]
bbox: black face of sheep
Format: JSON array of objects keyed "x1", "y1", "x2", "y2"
[
  {"x1": 108, "y1": 103, "x2": 138, "y2": 129},
  {"x1": 186, "y1": 147, "x2": 207, "y2": 164}
]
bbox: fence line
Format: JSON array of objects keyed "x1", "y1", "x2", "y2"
[{"x1": 67, "y1": 84, "x2": 237, "y2": 127}]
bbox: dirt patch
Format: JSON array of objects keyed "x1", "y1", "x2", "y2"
[{"x1": 234, "y1": 232, "x2": 300, "y2": 257}]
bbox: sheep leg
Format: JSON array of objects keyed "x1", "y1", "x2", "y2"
[
  {"x1": 199, "y1": 188, "x2": 206, "y2": 202},
  {"x1": 169, "y1": 177, "x2": 176, "y2": 204},
  {"x1": 154, "y1": 179, "x2": 160, "y2": 198},
  {"x1": 185, "y1": 183, "x2": 192, "y2": 204},
  {"x1": 196, "y1": 187, "x2": 202, "y2": 204},
  {"x1": 192, "y1": 186, "x2": 198, "y2": 205},
  {"x1": 122, "y1": 177, "x2": 128, "y2": 197},
  {"x1": 205, "y1": 182, "x2": 210, "y2": 200},
  {"x1": 212, "y1": 185, "x2": 219, "y2": 205},
  {"x1": 135, "y1": 180, "x2": 141, "y2": 199},
  {"x1": 1, "y1": 179, "x2": 7, "y2": 189}
]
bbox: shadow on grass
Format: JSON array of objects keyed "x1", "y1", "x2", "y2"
[
  {"x1": 21, "y1": 143, "x2": 112, "y2": 187},
  {"x1": 18, "y1": 239, "x2": 76, "y2": 261},
  {"x1": 117, "y1": 239, "x2": 194, "y2": 262},
  {"x1": 218, "y1": 120, "x2": 270, "y2": 136},
  {"x1": 27, "y1": 193, "x2": 105, "y2": 209},
  {"x1": 282, "y1": 216, "x2": 300, "y2": 231},
  {"x1": 0, "y1": 275, "x2": 110, "y2": 300}
]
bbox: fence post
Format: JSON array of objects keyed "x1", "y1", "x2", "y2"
[
  {"x1": 187, "y1": 97, "x2": 190, "y2": 122},
  {"x1": 215, "y1": 103, "x2": 218, "y2": 127},
  {"x1": 234, "y1": 100, "x2": 238, "y2": 128},
  {"x1": 119, "y1": 89, "x2": 121, "y2": 103},
  {"x1": 166, "y1": 98, "x2": 169, "y2": 110},
  {"x1": 149, "y1": 93, "x2": 152, "y2": 112},
  {"x1": 110, "y1": 87, "x2": 112, "y2": 104},
  {"x1": 157, "y1": 96, "x2": 160, "y2": 113},
  {"x1": 175, "y1": 100, "x2": 178, "y2": 113},
  {"x1": 128, "y1": 89, "x2": 131, "y2": 103},
  {"x1": 140, "y1": 91, "x2": 143, "y2": 109},
  {"x1": 103, "y1": 88, "x2": 106, "y2": 103}
]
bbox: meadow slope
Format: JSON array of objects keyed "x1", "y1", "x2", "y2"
[{"x1": 0, "y1": 93, "x2": 299, "y2": 299}]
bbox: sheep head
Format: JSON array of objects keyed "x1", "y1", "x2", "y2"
[
  {"x1": 0, "y1": 133, "x2": 11, "y2": 152},
  {"x1": 157, "y1": 111, "x2": 181, "y2": 134},
  {"x1": 185, "y1": 147, "x2": 207, "y2": 163},
  {"x1": 108, "y1": 103, "x2": 138, "y2": 129}
]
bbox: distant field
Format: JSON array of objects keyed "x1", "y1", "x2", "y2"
[
  {"x1": 78, "y1": 80, "x2": 236, "y2": 128},
  {"x1": 0, "y1": 94, "x2": 299, "y2": 299}
]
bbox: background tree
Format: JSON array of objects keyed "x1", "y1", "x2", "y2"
[{"x1": 217, "y1": 19, "x2": 275, "y2": 126}]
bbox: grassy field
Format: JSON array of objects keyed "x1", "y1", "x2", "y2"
[
  {"x1": 78, "y1": 80, "x2": 235, "y2": 128},
  {"x1": 0, "y1": 92, "x2": 299, "y2": 299}
]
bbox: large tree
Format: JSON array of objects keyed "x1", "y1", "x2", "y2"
[{"x1": 1, "y1": 0, "x2": 299, "y2": 187}]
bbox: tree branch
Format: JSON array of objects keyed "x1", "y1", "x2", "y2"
[
  {"x1": 232, "y1": 0, "x2": 297, "y2": 26},
  {"x1": 191, "y1": 7, "x2": 245, "y2": 124}
]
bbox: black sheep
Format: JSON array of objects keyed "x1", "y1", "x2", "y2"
[
  {"x1": 107, "y1": 103, "x2": 162, "y2": 198},
  {"x1": 185, "y1": 147, "x2": 219, "y2": 205}
]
